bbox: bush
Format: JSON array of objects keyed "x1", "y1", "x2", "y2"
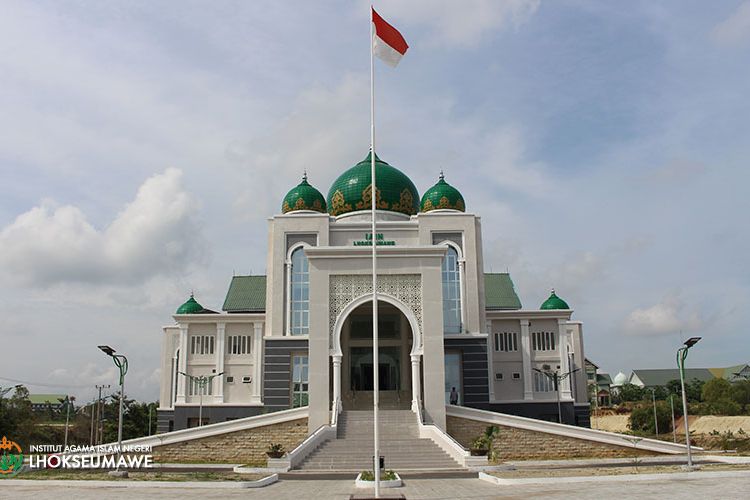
[{"x1": 629, "y1": 402, "x2": 673, "y2": 435}]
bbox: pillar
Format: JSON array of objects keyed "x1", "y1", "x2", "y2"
[
  {"x1": 411, "y1": 354, "x2": 421, "y2": 412},
  {"x1": 176, "y1": 324, "x2": 188, "y2": 404},
  {"x1": 214, "y1": 323, "x2": 225, "y2": 403},
  {"x1": 520, "y1": 319, "x2": 533, "y2": 400},
  {"x1": 332, "y1": 354, "x2": 342, "y2": 411},
  {"x1": 558, "y1": 319, "x2": 572, "y2": 399},
  {"x1": 253, "y1": 322, "x2": 264, "y2": 403}
]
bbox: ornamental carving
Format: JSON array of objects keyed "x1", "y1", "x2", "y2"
[
  {"x1": 329, "y1": 190, "x2": 352, "y2": 216},
  {"x1": 355, "y1": 184, "x2": 390, "y2": 211},
  {"x1": 329, "y1": 274, "x2": 423, "y2": 350},
  {"x1": 391, "y1": 188, "x2": 416, "y2": 215}
]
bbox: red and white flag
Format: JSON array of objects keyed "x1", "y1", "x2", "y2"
[{"x1": 372, "y1": 8, "x2": 408, "y2": 67}]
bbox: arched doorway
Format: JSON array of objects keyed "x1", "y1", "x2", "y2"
[{"x1": 338, "y1": 301, "x2": 415, "y2": 410}]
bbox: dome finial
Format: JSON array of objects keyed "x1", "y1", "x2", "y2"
[
  {"x1": 550, "y1": 287, "x2": 555, "y2": 295},
  {"x1": 439, "y1": 170, "x2": 445, "y2": 181},
  {"x1": 302, "y1": 170, "x2": 308, "y2": 182}
]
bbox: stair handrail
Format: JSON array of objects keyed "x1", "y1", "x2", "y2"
[{"x1": 330, "y1": 397, "x2": 341, "y2": 426}]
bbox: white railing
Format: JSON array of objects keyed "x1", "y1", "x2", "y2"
[
  {"x1": 446, "y1": 405, "x2": 700, "y2": 455},
  {"x1": 275, "y1": 422, "x2": 337, "y2": 470}
]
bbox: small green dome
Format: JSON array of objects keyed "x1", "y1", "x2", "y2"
[
  {"x1": 420, "y1": 172, "x2": 465, "y2": 212},
  {"x1": 540, "y1": 289, "x2": 570, "y2": 310},
  {"x1": 282, "y1": 173, "x2": 327, "y2": 214},
  {"x1": 326, "y1": 152, "x2": 419, "y2": 217},
  {"x1": 176, "y1": 294, "x2": 204, "y2": 314}
]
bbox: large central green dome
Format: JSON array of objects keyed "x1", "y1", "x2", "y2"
[{"x1": 327, "y1": 152, "x2": 419, "y2": 217}]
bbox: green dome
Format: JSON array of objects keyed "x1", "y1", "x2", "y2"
[
  {"x1": 176, "y1": 294, "x2": 204, "y2": 314},
  {"x1": 540, "y1": 289, "x2": 570, "y2": 310},
  {"x1": 282, "y1": 173, "x2": 327, "y2": 214},
  {"x1": 420, "y1": 172, "x2": 465, "y2": 212},
  {"x1": 327, "y1": 152, "x2": 419, "y2": 217}
]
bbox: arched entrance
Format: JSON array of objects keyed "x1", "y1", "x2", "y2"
[{"x1": 333, "y1": 299, "x2": 420, "y2": 410}]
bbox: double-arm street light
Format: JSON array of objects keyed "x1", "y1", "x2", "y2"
[
  {"x1": 98, "y1": 345, "x2": 128, "y2": 476},
  {"x1": 677, "y1": 336, "x2": 701, "y2": 468},
  {"x1": 178, "y1": 372, "x2": 223, "y2": 427},
  {"x1": 533, "y1": 365, "x2": 580, "y2": 424}
]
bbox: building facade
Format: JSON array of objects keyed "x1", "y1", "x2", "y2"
[{"x1": 157, "y1": 153, "x2": 591, "y2": 432}]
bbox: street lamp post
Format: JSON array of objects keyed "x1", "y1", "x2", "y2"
[
  {"x1": 651, "y1": 388, "x2": 659, "y2": 437},
  {"x1": 677, "y1": 336, "x2": 701, "y2": 469},
  {"x1": 670, "y1": 394, "x2": 676, "y2": 443},
  {"x1": 178, "y1": 372, "x2": 224, "y2": 427},
  {"x1": 98, "y1": 345, "x2": 128, "y2": 477},
  {"x1": 62, "y1": 396, "x2": 75, "y2": 449},
  {"x1": 533, "y1": 366, "x2": 580, "y2": 424}
]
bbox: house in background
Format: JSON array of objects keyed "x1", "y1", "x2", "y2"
[
  {"x1": 28, "y1": 394, "x2": 67, "y2": 412},
  {"x1": 626, "y1": 364, "x2": 749, "y2": 389},
  {"x1": 585, "y1": 359, "x2": 611, "y2": 406}
]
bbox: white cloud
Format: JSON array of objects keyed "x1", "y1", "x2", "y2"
[
  {"x1": 713, "y1": 1, "x2": 750, "y2": 46},
  {"x1": 623, "y1": 295, "x2": 704, "y2": 337},
  {"x1": 379, "y1": 0, "x2": 541, "y2": 47},
  {"x1": 0, "y1": 168, "x2": 206, "y2": 288}
]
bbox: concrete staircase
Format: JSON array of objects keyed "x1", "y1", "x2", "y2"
[{"x1": 295, "y1": 410, "x2": 463, "y2": 471}]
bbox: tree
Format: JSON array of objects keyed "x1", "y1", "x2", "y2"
[
  {"x1": 0, "y1": 386, "x2": 36, "y2": 448},
  {"x1": 731, "y1": 380, "x2": 750, "y2": 412},
  {"x1": 686, "y1": 378, "x2": 705, "y2": 403},
  {"x1": 702, "y1": 379, "x2": 732, "y2": 403},
  {"x1": 666, "y1": 379, "x2": 682, "y2": 396},
  {"x1": 618, "y1": 384, "x2": 645, "y2": 402},
  {"x1": 629, "y1": 402, "x2": 673, "y2": 435}
]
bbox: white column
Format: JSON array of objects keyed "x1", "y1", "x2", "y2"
[
  {"x1": 332, "y1": 354, "x2": 342, "y2": 411},
  {"x1": 214, "y1": 323, "x2": 226, "y2": 403},
  {"x1": 520, "y1": 320, "x2": 533, "y2": 400},
  {"x1": 176, "y1": 324, "x2": 188, "y2": 404},
  {"x1": 285, "y1": 261, "x2": 292, "y2": 336},
  {"x1": 458, "y1": 258, "x2": 467, "y2": 333},
  {"x1": 411, "y1": 354, "x2": 421, "y2": 412},
  {"x1": 558, "y1": 320, "x2": 572, "y2": 399},
  {"x1": 252, "y1": 322, "x2": 263, "y2": 403}
]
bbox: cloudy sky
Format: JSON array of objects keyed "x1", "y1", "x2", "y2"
[{"x1": 1, "y1": 0, "x2": 749, "y2": 403}]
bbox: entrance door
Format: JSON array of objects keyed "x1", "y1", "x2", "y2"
[{"x1": 445, "y1": 351, "x2": 462, "y2": 405}]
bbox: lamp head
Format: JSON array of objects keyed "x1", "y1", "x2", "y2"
[
  {"x1": 98, "y1": 345, "x2": 116, "y2": 356},
  {"x1": 683, "y1": 337, "x2": 701, "y2": 349}
]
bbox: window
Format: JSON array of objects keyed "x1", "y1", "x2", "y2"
[
  {"x1": 534, "y1": 371, "x2": 555, "y2": 392},
  {"x1": 495, "y1": 373, "x2": 503, "y2": 380},
  {"x1": 188, "y1": 376, "x2": 213, "y2": 396},
  {"x1": 442, "y1": 246, "x2": 461, "y2": 334},
  {"x1": 190, "y1": 335, "x2": 214, "y2": 355},
  {"x1": 512, "y1": 372, "x2": 521, "y2": 380},
  {"x1": 226, "y1": 376, "x2": 234, "y2": 384},
  {"x1": 494, "y1": 332, "x2": 518, "y2": 352},
  {"x1": 291, "y1": 355, "x2": 309, "y2": 407},
  {"x1": 290, "y1": 247, "x2": 310, "y2": 335},
  {"x1": 532, "y1": 331, "x2": 556, "y2": 351},
  {"x1": 227, "y1": 335, "x2": 252, "y2": 355}
]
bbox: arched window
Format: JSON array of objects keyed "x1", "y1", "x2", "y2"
[
  {"x1": 290, "y1": 247, "x2": 309, "y2": 335},
  {"x1": 442, "y1": 246, "x2": 462, "y2": 334}
]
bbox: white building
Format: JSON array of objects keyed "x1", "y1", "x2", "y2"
[{"x1": 157, "y1": 153, "x2": 590, "y2": 432}]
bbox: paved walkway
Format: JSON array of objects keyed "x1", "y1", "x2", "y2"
[{"x1": 2, "y1": 472, "x2": 750, "y2": 499}]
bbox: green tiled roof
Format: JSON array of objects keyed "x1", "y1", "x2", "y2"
[
  {"x1": 222, "y1": 275, "x2": 267, "y2": 312},
  {"x1": 484, "y1": 273, "x2": 522, "y2": 310},
  {"x1": 29, "y1": 394, "x2": 67, "y2": 405},
  {"x1": 631, "y1": 368, "x2": 715, "y2": 387}
]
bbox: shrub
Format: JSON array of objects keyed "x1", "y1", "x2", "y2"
[{"x1": 629, "y1": 402, "x2": 673, "y2": 435}]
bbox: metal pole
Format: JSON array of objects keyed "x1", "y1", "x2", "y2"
[
  {"x1": 652, "y1": 389, "x2": 659, "y2": 436},
  {"x1": 118, "y1": 372, "x2": 124, "y2": 469},
  {"x1": 555, "y1": 374, "x2": 562, "y2": 424},
  {"x1": 64, "y1": 397, "x2": 71, "y2": 449},
  {"x1": 370, "y1": 9, "x2": 380, "y2": 498},
  {"x1": 669, "y1": 394, "x2": 677, "y2": 443},
  {"x1": 148, "y1": 404, "x2": 152, "y2": 436},
  {"x1": 90, "y1": 399, "x2": 96, "y2": 446},
  {"x1": 199, "y1": 378, "x2": 204, "y2": 427},
  {"x1": 678, "y1": 348, "x2": 692, "y2": 467}
]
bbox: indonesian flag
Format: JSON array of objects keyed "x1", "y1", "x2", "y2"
[{"x1": 372, "y1": 8, "x2": 408, "y2": 67}]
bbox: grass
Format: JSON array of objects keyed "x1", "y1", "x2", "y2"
[{"x1": 13, "y1": 469, "x2": 266, "y2": 482}]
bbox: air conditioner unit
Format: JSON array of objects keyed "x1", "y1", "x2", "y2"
[
  {"x1": 542, "y1": 364, "x2": 551, "y2": 371},
  {"x1": 495, "y1": 373, "x2": 503, "y2": 380},
  {"x1": 242, "y1": 376, "x2": 252, "y2": 384}
]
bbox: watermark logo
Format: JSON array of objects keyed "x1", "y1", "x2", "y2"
[{"x1": 0, "y1": 436, "x2": 24, "y2": 478}]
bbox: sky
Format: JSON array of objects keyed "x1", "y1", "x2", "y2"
[{"x1": 1, "y1": 0, "x2": 749, "y2": 403}]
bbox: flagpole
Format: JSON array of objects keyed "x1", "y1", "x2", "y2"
[{"x1": 370, "y1": 7, "x2": 380, "y2": 498}]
